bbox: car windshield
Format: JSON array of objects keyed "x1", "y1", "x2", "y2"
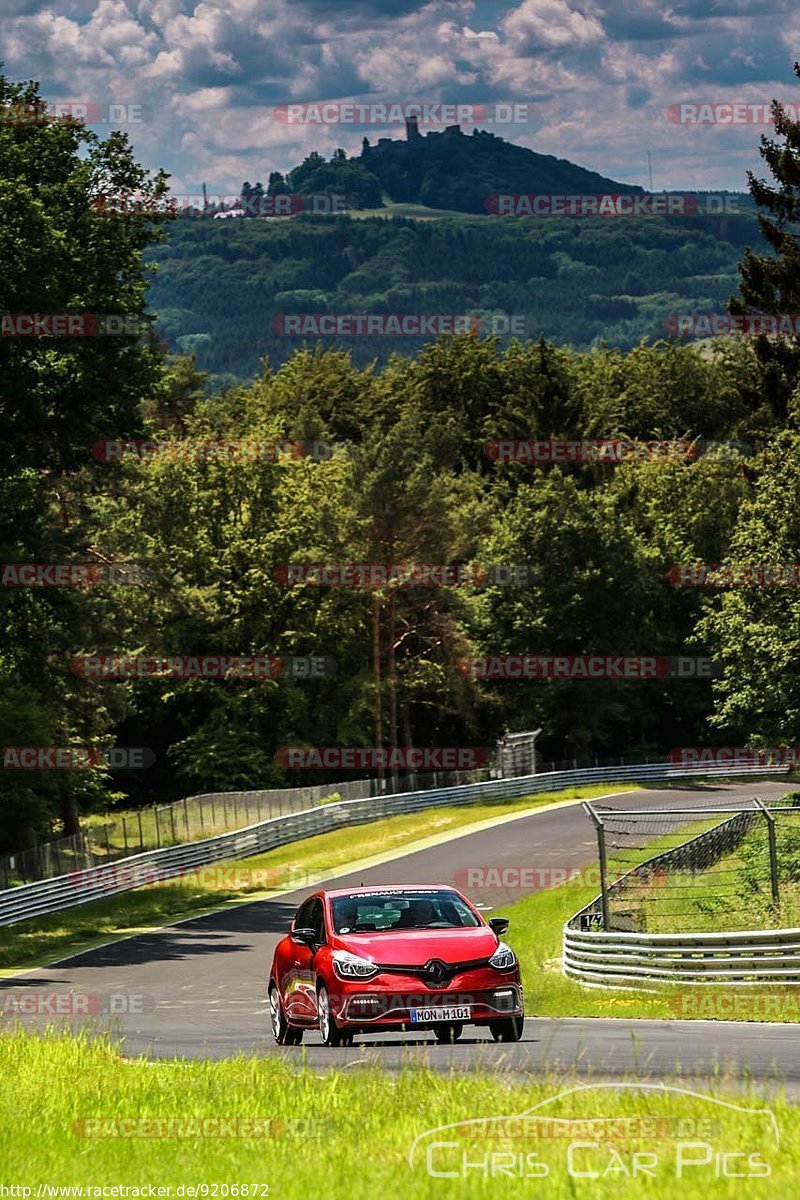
[{"x1": 331, "y1": 890, "x2": 481, "y2": 933}]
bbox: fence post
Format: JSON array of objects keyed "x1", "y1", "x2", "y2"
[
  {"x1": 753, "y1": 798, "x2": 780, "y2": 907},
  {"x1": 183, "y1": 796, "x2": 190, "y2": 840},
  {"x1": 122, "y1": 817, "x2": 129, "y2": 855},
  {"x1": 137, "y1": 809, "x2": 144, "y2": 851},
  {"x1": 583, "y1": 802, "x2": 610, "y2": 930},
  {"x1": 154, "y1": 807, "x2": 161, "y2": 849},
  {"x1": 170, "y1": 804, "x2": 177, "y2": 844}
]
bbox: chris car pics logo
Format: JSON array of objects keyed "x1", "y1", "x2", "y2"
[{"x1": 408, "y1": 1083, "x2": 779, "y2": 1181}]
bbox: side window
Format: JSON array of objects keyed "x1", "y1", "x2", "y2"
[
  {"x1": 294, "y1": 899, "x2": 314, "y2": 930},
  {"x1": 308, "y1": 898, "x2": 326, "y2": 944}
]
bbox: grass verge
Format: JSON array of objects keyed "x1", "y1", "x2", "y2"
[
  {"x1": 0, "y1": 1028, "x2": 794, "y2": 1195},
  {"x1": 0, "y1": 783, "x2": 634, "y2": 971}
]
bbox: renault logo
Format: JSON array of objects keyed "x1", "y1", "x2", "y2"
[{"x1": 422, "y1": 958, "x2": 451, "y2": 985}]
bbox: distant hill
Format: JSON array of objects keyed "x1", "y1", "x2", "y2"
[
  {"x1": 359, "y1": 122, "x2": 644, "y2": 214},
  {"x1": 268, "y1": 122, "x2": 644, "y2": 216}
]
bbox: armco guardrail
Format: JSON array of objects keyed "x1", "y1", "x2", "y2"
[
  {"x1": 0, "y1": 760, "x2": 789, "y2": 927},
  {"x1": 563, "y1": 925, "x2": 800, "y2": 986}
]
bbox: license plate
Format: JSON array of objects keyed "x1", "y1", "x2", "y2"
[{"x1": 410, "y1": 1005, "x2": 471, "y2": 1023}]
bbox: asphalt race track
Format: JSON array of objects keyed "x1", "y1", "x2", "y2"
[{"x1": 2, "y1": 779, "x2": 798, "y2": 1086}]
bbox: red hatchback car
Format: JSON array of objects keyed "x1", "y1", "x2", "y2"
[{"x1": 267, "y1": 884, "x2": 524, "y2": 1046}]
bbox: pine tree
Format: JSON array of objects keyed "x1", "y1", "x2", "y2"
[{"x1": 729, "y1": 66, "x2": 800, "y2": 413}]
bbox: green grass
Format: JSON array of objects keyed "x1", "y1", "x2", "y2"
[
  {"x1": 0, "y1": 783, "x2": 635, "y2": 971},
  {"x1": 0, "y1": 1029, "x2": 795, "y2": 1194},
  {"x1": 633, "y1": 812, "x2": 800, "y2": 934},
  {"x1": 345, "y1": 200, "x2": 487, "y2": 220}
]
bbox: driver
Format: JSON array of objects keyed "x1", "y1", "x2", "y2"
[
  {"x1": 335, "y1": 900, "x2": 358, "y2": 933},
  {"x1": 412, "y1": 898, "x2": 435, "y2": 927}
]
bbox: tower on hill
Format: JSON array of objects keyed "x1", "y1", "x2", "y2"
[{"x1": 405, "y1": 114, "x2": 422, "y2": 141}]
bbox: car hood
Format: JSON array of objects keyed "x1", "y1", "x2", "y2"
[{"x1": 333, "y1": 926, "x2": 499, "y2": 966}]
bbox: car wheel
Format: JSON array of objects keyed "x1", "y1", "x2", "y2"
[
  {"x1": 317, "y1": 984, "x2": 352, "y2": 1047},
  {"x1": 489, "y1": 1016, "x2": 524, "y2": 1042},
  {"x1": 433, "y1": 1022, "x2": 463, "y2": 1044},
  {"x1": 269, "y1": 984, "x2": 303, "y2": 1046}
]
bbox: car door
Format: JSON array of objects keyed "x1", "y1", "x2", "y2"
[
  {"x1": 282, "y1": 898, "x2": 315, "y2": 1022},
  {"x1": 285, "y1": 896, "x2": 325, "y2": 1023}
]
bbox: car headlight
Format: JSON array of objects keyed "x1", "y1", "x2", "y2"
[
  {"x1": 489, "y1": 941, "x2": 517, "y2": 971},
  {"x1": 332, "y1": 950, "x2": 380, "y2": 980}
]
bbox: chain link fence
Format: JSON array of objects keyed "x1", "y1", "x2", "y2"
[
  {"x1": 0, "y1": 767, "x2": 492, "y2": 888},
  {"x1": 3, "y1": 748, "x2": 778, "y2": 891},
  {"x1": 580, "y1": 793, "x2": 800, "y2": 933}
]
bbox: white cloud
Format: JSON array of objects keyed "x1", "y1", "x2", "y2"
[{"x1": 502, "y1": 0, "x2": 605, "y2": 50}]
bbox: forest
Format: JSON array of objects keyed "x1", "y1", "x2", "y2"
[
  {"x1": 3, "y1": 69, "x2": 800, "y2": 856},
  {"x1": 148, "y1": 204, "x2": 761, "y2": 387}
]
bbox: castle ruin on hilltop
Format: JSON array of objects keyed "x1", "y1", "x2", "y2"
[{"x1": 361, "y1": 115, "x2": 471, "y2": 157}]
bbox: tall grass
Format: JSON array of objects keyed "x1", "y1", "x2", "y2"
[{"x1": 0, "y1": 1029, "x2": 796, "y2": 1195}]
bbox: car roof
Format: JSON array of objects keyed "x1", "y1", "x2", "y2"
[{"x1": 322, "y1": 884, "x2": 460, "y2": 899}]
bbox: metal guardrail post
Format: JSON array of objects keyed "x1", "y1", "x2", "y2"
[
  {"x1": 583, "y1": 801, "x2": 610, "y2": 930},
  {"x1": 753, "y1": 797, "x2": 780, "y2": 907}
]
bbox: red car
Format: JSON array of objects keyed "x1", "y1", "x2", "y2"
[{"x1": 267, "y1": 884, "x2": 524, "y2": 1046}]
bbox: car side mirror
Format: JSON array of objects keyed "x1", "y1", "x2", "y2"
[
  {"x1": 489, "y1": 917, "x2": 509, "y2": 935},
  {"x1": 291, "y1": 926, "x2": 317, "y2": 947}
]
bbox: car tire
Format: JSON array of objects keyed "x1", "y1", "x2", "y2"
[
  {"x1": 269, "y1": 983, "x2": 303, "y2": 1046},
  {"x1": 433, "y1": 1022, "x2": 463, "y2": 1044},
  {"x1": 317, "y1": 984, "x2": 353, "y2": 1047},
  {"x1": 489, "y1": 1016, "x2": 524, "y2": 1042}
]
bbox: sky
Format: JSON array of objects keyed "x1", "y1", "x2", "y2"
[{"x1": 3, "y1": 0, "x2": 800, "y2": 194}]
